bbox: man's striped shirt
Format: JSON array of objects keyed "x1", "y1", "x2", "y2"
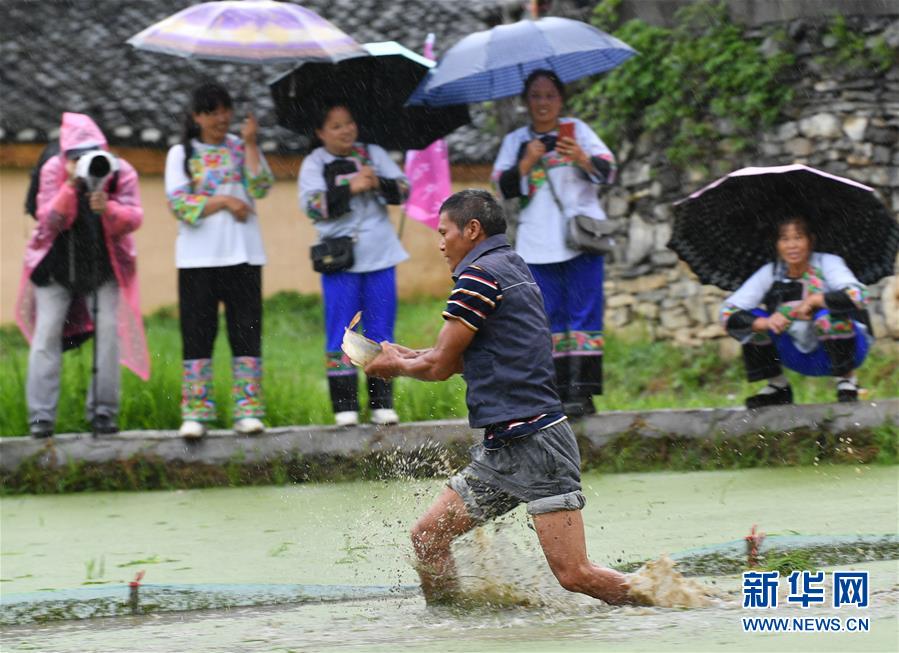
[{"x1": 442, "y1": 265, "x2": 502, "y2": 331}]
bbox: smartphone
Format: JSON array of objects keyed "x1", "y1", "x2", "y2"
[{"x1": 558, "y1": 122, "x2": 575, "y2": 142}]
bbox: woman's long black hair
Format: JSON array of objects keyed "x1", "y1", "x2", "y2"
[{"x1": 181, "y1": 82, "x2": 233, "y2": 179}]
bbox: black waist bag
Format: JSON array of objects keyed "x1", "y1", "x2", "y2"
[{"x1": 311, "y1": 236, "x2": 354, "y2": 273}]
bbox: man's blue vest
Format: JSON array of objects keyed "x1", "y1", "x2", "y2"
[{"x1": 452, "y1": 234, "x2": 562, "y2": 427}]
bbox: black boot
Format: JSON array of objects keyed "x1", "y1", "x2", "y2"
[
  {"x1": 328, "y1": 374, "x2": 359, "y2": 414},
  {"x1": 367, "y1": 376, "x2": 393, "y2": 410},
  {"x1": 367, "y1": 376, "x2": 399, "y2": 424},
  {"x1": 741, "y1": 342, "x2": 783, "y2": 382},
  {"x1": 565, "y1": 355, "x2": 601, "y2": 417},
  {"x1": 822, "y1": 337, "x2": 857, "y2": 378}
]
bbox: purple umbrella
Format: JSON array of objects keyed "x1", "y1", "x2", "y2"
[
  {"x1": 127, "y1": 0, "x2": 366, "y2": 64},
  {"x1": 669, "y1": 164, "x2": 899, "y2": 291}
]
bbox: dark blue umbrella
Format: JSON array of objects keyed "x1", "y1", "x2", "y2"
[{"x1": 407, "y1": 17, "x2": 637, "y2": 107}]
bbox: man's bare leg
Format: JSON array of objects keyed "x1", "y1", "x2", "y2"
[
  {"x1": 410, "y1": 487, "x2": 475, "y2": 604},
  {"x1": 532, "y1": 509, "x2": 631, "y2": 604}
]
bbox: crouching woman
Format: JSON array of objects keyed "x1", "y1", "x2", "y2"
[{"x1": 720, "y1": 216, "x2": 872, "y2": 408}]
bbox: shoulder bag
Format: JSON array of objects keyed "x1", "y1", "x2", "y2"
[
  {"x1": 309, "y1": 150, "x2": 372, "y2": 274},
  {"x1": 311, "y1": 235, "x2": 355, "y2": 274},
  {"x1": 542, "y1": 162, "x2": 616, "y2": 256}
]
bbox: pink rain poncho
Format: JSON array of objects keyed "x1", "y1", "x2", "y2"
[{"x1": 14, "y1": 112, "x2": 150, "y2": 380}]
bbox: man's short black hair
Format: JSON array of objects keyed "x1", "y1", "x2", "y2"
[{"x1": 439, "y1": 189, "x2": 507, "y2": 236}]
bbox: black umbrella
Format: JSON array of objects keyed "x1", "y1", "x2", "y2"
[
  {"x1": 269, "y1": 41, "x2": 470, "y2": 151},
  {"x1": 668, "y1": 164, "x2": 899, "y2": 291}
]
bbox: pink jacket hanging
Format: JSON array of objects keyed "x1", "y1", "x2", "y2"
[{"x1": 14, "y1": 112, "x2": 150, "y2": 381}]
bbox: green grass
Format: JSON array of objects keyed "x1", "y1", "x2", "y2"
[{"x1": 1, "y1": 291, "x2": 897, "y2": 437}]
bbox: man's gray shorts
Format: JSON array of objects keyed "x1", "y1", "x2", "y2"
[{"x1": 448, "y1": 419, "x2": 586, "y2": 524}]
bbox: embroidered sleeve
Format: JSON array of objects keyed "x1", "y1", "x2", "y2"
[
  {"x1": 304, "y1": 190, "x2": 327, "y2": 222},
  {"x1": 589, "y1": 153, "x2": 617, "y2": 185},
  {"x1": 230, "y1": 138, "x2": 273, "y2": 199},
  {"x1": 164, "y1": 146, "x2": 207, "y2": 225},
  {"x1": 720, "y1": 303, "x2": 757, "y2": 341},
  {"x1": 576, "y1": 120, "x2": 617, "y2": 185},
  {"x1": 246, "y1": 163, "x2": 274, "y2": 199},
  {"x1": 305, "y1": 187, "x2": 352, "y2": 221},
  {"x1": 824, "y1": 287, "x2": 868, "y2": 314},
  {"x1": 442, "y1": 265, "x2": 502, "y2": 332},
  {"x1": 719, "y1": 264, "x2": 775, "y2": 341},
  {"x1": 819, "y1": 254, "x2": 868, "y2": 312}
]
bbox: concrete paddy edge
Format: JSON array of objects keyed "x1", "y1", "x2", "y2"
[{"x1": 0, "y1": 401, "x2": 896, "y2": 493}]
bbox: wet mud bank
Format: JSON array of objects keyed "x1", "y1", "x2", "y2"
[{"x1": 1, "y1": 401, "x2": 896, "y2": 494}]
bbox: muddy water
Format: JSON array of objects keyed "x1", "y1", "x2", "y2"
[{"x1": 1, "y1": 465, "x2": 897, "y2": 652}]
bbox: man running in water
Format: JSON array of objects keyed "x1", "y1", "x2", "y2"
[{"x1": 365, "y1": 189, "x2": 631, "y2": 605}]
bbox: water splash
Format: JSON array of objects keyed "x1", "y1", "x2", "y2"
[
  {"x1": 373, "y1": 441, "x2": 457, "y2": 480},
  {"x1": 452, "y1": 525, "x2": 718, "y2": 609},
  {"x1": 449, "y1": 521, "x2": 608, "y2": 610},
  {"x1": 626, "y1": 555, "x2": 715, "y2": 607}
]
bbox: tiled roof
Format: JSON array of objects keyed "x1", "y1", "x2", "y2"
[{"x1": 0, "y1": 0, "x2": 516, "y2": 162}]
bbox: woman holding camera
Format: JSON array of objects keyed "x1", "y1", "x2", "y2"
[
  {"x1": 165, "y1": 82, "x2": 273, "y2": 439},
  {"x1": 491, "y1": 70, "x2": 617, "y2": 417},
  {"x1": 15, "y1": 112, "x2": 149, "y2": 438},
  {"x1": 298, "y1": 101, "x2": 408, "y2": 426}
]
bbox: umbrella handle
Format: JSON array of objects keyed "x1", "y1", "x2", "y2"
[{"x1": 397, "y1": 209, "x2": 407, "y2": 240}]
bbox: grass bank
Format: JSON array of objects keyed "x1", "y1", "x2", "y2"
[
  {"x1": 3, "y1": 424, "x2": 895, "y2": 494},
  {"x1": 2, "y1": 291, "x2": 898, "y2": 437}
]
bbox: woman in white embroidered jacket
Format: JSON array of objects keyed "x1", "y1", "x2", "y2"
[
  {"x1": 492, "y1": 70, "x2": 616, "y2": 417},
  {"x1": 164, "y1": 82, "x2": 274, "y2": 439},
  {"x1": 720, "y1": 215, "x2": 872, "y2": 408},
  {"x1": 298, "y1": 102, "x2": 409, "y2": 427}
]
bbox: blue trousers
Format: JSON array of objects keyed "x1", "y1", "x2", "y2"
[
  {"x1": 322, "y1": 267, "x2": 397, "y2": 354},
  {"x1": 528, "y1": 254, "x2": 604, "y2": 398},
  {"x1": 528, "y1": 254, "x2": 604, "y2": 335},
  {"x1": 321, "y1": 267, "x2": 397, "y2": 412},
  {"x1": 745, "y1": 308, "x2": 869, "y2": 378}
]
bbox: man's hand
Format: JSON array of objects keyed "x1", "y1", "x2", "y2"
[
  {"x1": 89, "y1": 191, "x2": 108, "y2": 214},
  {"x1": 365, "y1": 319, "x2": 473, "y2": 382},
  {"x1": 364, "y1": 342, "x2": 404, "y2": 379}
]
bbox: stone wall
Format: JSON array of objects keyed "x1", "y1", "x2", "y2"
[{"x1": 598, "y1": 13, "x2": 899, "y2": 349}]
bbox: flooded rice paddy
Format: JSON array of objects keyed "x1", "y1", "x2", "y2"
[{"x1": 1, "y1": 465, "x2": 897, "y2": 652}]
